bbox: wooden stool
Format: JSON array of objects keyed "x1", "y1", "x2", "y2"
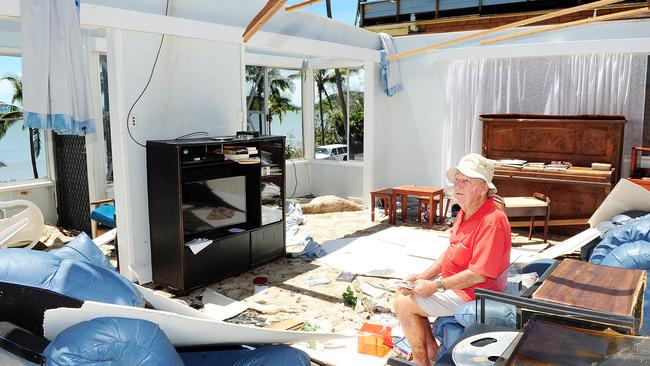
[
  {"x1": 417, "y1": 196, "x2": 450, "y2": 224},
  {"x1": 370, "y1": 188, "x2": 394, "y2": 222},
  {"x1": 503, "y1": 193, "x2": 551, "y2": 242}
]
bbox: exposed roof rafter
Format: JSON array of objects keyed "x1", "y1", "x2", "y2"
[
  {"x1": 482, "y1": 6, "x2": 650, "y2": 45},
  {"x1": 286, "y1": 0, "x2": 323, "y2": 13},
  {"x1": 388, "y1": 0, "x2": 626, "y2": 61},
  {"x1": 242, "y1": 0, "x2": 287, "y2": 43}
]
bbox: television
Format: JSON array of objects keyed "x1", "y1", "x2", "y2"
[{"x1": 181, "y1": 176, "x2": 247, "y2": 234}]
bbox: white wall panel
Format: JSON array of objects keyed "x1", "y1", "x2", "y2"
[{"x1": 310, "y1": 161, "x2": 364, "y2": 200}]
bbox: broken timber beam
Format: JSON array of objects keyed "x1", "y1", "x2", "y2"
[
  {"x1": 242, "y1": 0, "x2": 287, "y2": 43},
  {"x1": 482, "y1": 7, "x2": 650, "y2": 45},
  {"x1": 285, "y1": 0, "x2": 323, "y2": 13},
  {"x1": 388, "y1": 0, "x2": 625, "y2": 60}
]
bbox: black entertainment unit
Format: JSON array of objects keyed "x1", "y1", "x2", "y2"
[{"x1": 146, "y1": 136, "x2": 286, "y2": 291}]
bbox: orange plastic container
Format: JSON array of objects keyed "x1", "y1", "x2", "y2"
[{"x1": 357, "y1": 323, "x2": 392, "y2": 357}]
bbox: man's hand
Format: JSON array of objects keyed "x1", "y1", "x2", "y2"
[
  {"x1": 412, "y1": 279, "x2": 436, "y2": 298},
  {"x1": 405, "y1": 273, "x2": 420, "y2": 282}
]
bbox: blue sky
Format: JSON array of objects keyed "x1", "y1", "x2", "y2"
[
  {"x1": 0, "y1": 55, "x2": 21, "y2": 105},
  {"x1": 296, "y1": 0, "x2": 359, "y2": 26}
]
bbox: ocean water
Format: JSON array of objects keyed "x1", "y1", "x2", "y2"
[
  {"x1": 0, "y1": 121, "x2": 47, "y2": 183},
  {"x1": 269, "y1": 110, "x2": 303, "y2": 149}
]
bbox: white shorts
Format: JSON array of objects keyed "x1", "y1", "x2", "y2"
[{"x1": 414, "y1": 289, "x2": 466, "y2": 317}]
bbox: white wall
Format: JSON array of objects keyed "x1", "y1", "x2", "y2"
[
  {"x1": 285, "y1": 160, "x2": 311, "y2": 199},
  {"x1": 362, "y1": 62, "x2": 389, "y2": 204},
  {"x1": 384, "y1": 58, "x2": 448, "y2": 189},
  {"x1": 108, "y1": 30, "x2": 244, "y2": 281},
  {"x1": 310, "y1": 161, "x2": 364, "y2": 200},
  {"x1": 0, "y1": 185, "x2": 56, "y2": 223}
]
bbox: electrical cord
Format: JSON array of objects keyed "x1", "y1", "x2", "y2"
[
  {"x1": 175, "y1": 131, "x2": 208, "y2": 140},
  {"x1": 126, "y1": 0, "x2": 170, "y2": 148},
  {"x1": 288, "y1": 158, "x2": 298, "y2": 199}
]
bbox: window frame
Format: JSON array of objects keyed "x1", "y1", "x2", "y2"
[
  {"x1": 244, "y1": 64, "x2": 305, "y2": 161},
  {"x1": 0, "y1": 50, "x2": 56, "y2": 192},
  {"x1": 311, "y1": 66, "x2": 365, "y2": 165}
]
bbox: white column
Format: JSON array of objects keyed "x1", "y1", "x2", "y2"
[
  {"x1": 362, "y1": 62, "x2": 375, "y2": 207},
  {"x1": 106, "y1": 29, "x2": 145, "y2": 282},
  {"x1": 302, "y1": 68, "x2": 315, "y2": 161}
]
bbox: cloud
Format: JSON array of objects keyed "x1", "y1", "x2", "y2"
[{"x1": 0, "y1": 80, "x2": 16, "y2": 104}]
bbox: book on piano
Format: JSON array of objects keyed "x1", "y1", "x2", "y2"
[
  {"x1": 545, "y1": 161, "x2": 572, "y2": 171},
  {"x1": 495, "y1": 159, "x2": 527, "y2": 168}
]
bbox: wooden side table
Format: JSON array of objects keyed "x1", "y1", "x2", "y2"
[
  {"x1": 370, "y1": 188, "x2": 394, "y2": 222},
  {"x1": 391, "y1": 185, "x2": 444, "y2": 229},
  {"x1": 503, "y1": 193, "x2": 550, "y2": 242}
]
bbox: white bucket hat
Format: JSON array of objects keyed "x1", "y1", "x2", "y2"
[{"x1": 446, "y1": 153, "x2": 497, "y2": 194}]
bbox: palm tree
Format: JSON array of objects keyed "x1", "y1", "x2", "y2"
[
  {"x1": 0, "y1": 75, "x2": 41, "y2": 178},
  {"x1": 245, "y1": 66, "x2": 300, "y2": 132},
  {"x1": 324, "y1": 0, "x2": 349, "y2": 139},
  {"x1": 314, "y1": 69, "x2": 337, "y2": 146},
  {"x1": 313, "y1": 68, "x2": 360, "y2": 146}
]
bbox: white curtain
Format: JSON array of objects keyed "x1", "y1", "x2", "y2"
[
  {"x1": 441, "y1": 53, "x2": 647, "y2": 184},
  {"x1": 21, "y1": 0, "x2": 95, "y2": 135}
]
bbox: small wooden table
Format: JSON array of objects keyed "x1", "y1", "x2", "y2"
[
  {"x1": 369, "y1": 188, "x2": 394, "y2": 222},
  {"x1": 391, "y1": 185, "x2": 444, "y2": 228}
]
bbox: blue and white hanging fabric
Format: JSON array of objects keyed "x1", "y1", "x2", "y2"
[
  {"x1": 21, "y1": 0, "x2": 95, "y2": 135},
  {"x1": 379, "y1": 33, "x2": 403, "y2": 97}
]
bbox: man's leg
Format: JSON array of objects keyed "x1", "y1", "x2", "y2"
[
  {"x1": 419, "y1": 316, "x2": 438, "y2": 358},
  {"x1": 394, "y1": 289, "x2": 466, "y2": 365},
  {"x1": 394, "y1": 291, "x2": 433, "y2": 366}
]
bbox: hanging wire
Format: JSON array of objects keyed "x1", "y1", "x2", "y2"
[{"x1": 125, "y1": 0, "x2": 170, "y2": 148}]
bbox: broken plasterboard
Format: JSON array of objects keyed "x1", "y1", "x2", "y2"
[
  {"x1": 136, "y1": 284, "x2": 215, "y2": 320},
  {"x1": 294, "y1": 337, "x2": 389, "y2": 366},
  {"x1": 317, "y1": 235, "x2": 435, "y2": 278},
  {"x1": 510, "y1": 243, "x2": 549, "y2": 263},
  {"x1": 43, "y1": 301, "x2": 352, "y2": 346},
  {"x1": 588, "y1": 179, "x2": 650, "y2": 227},
  {"x1": 202, "y1": 287, "x2": 248, "y2": 320},
  {"x1": 513, "y1": 227, "x2": 601, "y2": 265}
]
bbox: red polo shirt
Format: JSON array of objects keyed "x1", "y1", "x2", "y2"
[{"x1": 442, "y1": 197, "x2": 511, "y2": 301}]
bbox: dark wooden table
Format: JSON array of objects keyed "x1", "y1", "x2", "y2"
[
  {"x1": 532, "y1": 258, "x2": 646, "y2": 334},
  {"x1": 391, "y1": 185, "x2": 444, "y2": 229}
]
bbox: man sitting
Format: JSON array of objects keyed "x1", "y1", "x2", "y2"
[{"x1": 393, "y1": 153, "x2": 512, "y2": 365}]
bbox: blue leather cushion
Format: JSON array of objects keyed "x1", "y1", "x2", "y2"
[
  {"x1": 44, "y1": 317, "x2": 183, "y2": 366},
  {"x1": 454, "y1": 299, "x2": 517, "y2": 329},
  {"x1": 0, "y1": 249, "x2": 143, "y2": 307},
  {"x1": 590, "y1": 215, "x2": 650, "y2": 264},
  {"x1": 50, "y1": 232, "x2": 115, "y2": 272},
  {"x1": 90, "y1": 203, "x2": 116, "y2": 228},
  {"x1": 181, "y1": 345, "x2": 311, "y2": 366},
  {"x1": 433, "y1": 316, "x2": 465, "y2": 360}
]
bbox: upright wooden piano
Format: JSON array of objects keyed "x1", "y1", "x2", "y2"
[{"x1": 480, "y1": 114, "x2": 626, "y2": 226}]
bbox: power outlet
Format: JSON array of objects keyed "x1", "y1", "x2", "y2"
[{"x1": 130, "y1": 115, "x2": 136, "y2": 127}]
